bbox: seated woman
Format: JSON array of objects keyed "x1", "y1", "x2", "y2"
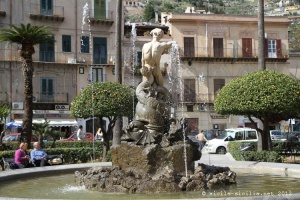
[
  {"x1": 14, "y1": 142, "x2": 32, "y2": 169},
  {"x1": 95, "y1": 128, "x2": 103, "y2": 141},
  {"x1": 30, "y1": 142, "x2": 48, "y2": 167}
]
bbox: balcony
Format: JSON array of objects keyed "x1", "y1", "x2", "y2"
[
  {"x1": 180, "y1": 46, "x2": 289, "y2": 63},
  {"x1": 88, "y1": 9, "x2": 114, "y2": 26},
  {"x1": 0, "y1": 48, "x2": 113, "y2": 66},
  {"x1": 33, "y1": 92, "x2": 69, "y2": 103},
  {"x1": 29, "y1": 3, "x2": 64, "y2": 22}
]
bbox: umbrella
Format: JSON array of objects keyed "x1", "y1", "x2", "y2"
[{"x1": 6, "y1": 122, "x2": 22, "y2": 128}]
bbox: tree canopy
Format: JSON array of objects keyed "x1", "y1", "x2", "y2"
[
  {"x1": 71, "y1": 82, "x2": 135, "y2": 119},
  {"x1": 0, "y1": 103, "x2": 10, "y2": 124},
  {"x1": 214, "y1": 70, "x2": 300, "y2": 150},
  {"x1": 70, "y1": 82, "x2": 135, "y2": 161}
]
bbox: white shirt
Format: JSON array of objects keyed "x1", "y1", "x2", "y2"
[{"x1": 77, "y1": 129, "x2": 83, "y2": 140}]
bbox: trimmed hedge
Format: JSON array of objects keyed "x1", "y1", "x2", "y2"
[
  {"x1": 0, "y1": 141, "x2": 111, "y2": 164},
  {"x1": 228, "y1": 141, "x2": 284, "y2": 163}
]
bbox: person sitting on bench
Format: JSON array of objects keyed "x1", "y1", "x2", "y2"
[
  {"x1": 30, "y1": 142, "x2": 48, "y2": 167},
  {"x1": 14, "y1": 142, "x2": 31, "y2": 169}
]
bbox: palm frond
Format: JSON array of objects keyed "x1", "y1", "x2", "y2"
[{"x1": 0, "y1": 23, "x2": 54, "y2": 45}]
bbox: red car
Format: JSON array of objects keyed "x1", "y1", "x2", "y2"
[
  {"x1": 2, "y1": 133, "x2": 38, "y2": 143},
  {"x1": 58, "y1": 132, "x2": 94, "y2": 141}
]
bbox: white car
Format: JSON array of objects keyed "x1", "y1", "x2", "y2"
[{"x1": 204, "y1": 128, "x2": 258, "y2": 154}]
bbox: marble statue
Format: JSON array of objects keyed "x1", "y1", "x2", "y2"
[{"x1": 123, "y1": 28, "x2": 181, "y2": 145}]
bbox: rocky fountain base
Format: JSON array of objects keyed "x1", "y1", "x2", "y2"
[{"x1": 74, "y1": 141, "x2": 237, "y2": 193}]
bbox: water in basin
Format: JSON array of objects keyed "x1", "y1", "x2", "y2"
[{"x1": 0, "y1": 172, "x2": 299, "y2": 199}]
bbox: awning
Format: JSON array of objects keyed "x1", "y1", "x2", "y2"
[{"x1": 14, "y1": 119, "x2": 78, "y2": 127}]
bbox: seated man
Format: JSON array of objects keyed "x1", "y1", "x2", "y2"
[{"x1": 30, "y1": 142, "x2": 48, "y2": 167}]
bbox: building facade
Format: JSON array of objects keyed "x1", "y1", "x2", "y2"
[
  {"x1": 0, "y1": 0, "x2": 117, "y2": 135},
  {"x1": 163, "y1": 13, "x2": 294, "y2": 131}
]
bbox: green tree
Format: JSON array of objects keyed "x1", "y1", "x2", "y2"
[
  {"x1": 70, "y1": 82, "x2": 135, "y2": 161},
  {"x1": 0, "y1": 23, "x2": 54, "y2": 147},
  {"x1": 214, "y1": 70, "x2": 300, "y2": 151},
  {"x1": 32, "y1": 119, "x2": 52, "y2": 148},
  {"x1": 144, "y1": 3, "x2": 155, "y2": 22}
]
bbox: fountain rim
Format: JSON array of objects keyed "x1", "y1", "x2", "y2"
[{"x1": 0, "y1": 161, "x2": 300, "y2": 200}]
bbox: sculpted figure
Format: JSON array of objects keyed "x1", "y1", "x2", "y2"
[
  {"x1": 123, "y1": 28, "x2": 176, "y2": 145},
  {"x1": 142, "y1": 28, "x2": 173, "y2": 86}
]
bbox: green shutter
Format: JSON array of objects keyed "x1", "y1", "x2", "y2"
[{"x1": 94, "y1": 0, "x2": 106, "y2": 20}]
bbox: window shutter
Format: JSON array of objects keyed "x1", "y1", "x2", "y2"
[
  {"x1": 242, "y1": 38, "x2": 252, "y2": 57},
  {"x1": 184, "y1": 79, "x2": 196, "y2": 102},
  {"x1": 264, "y1": 39, "x2": 268, "y2": 58},
  {"x1": 276, "y1": 39, "x2": 282, "y2": 58},
  {"x1": 184, "y1": 37, "x2": 194, "y2": 57}
]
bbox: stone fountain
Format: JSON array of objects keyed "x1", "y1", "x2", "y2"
[{"x1": 75, "y1": 28, "x2": 236, "y2": 193}]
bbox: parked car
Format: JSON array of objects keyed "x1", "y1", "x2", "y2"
[
  {"x1": 204, "y1": 128, "x2": 258, "y2": 154},
  {"x1": 2, "y1": 133, "x2": 38, "y2": 143},
  {"x1": 58, "y1": 132, "x2": 94, "y2": 141},
  {"x1": 270, "y1": 130, "x2": 286, "y2": 141}
]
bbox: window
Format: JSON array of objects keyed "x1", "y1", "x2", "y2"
[
  {"x1": 184, "y1": 37, "x2": 195, "y2": 57},
  {"x1": 93, "y1": 37, "x2": 107, "y2": 64},
  {"x1": 81, "y1": 36, "x2": 89, "y2": 53},
  {"x1": 265, "y1": 39, "x2": 282, "y2": 58},
  {"x1": 242, "y1": 38, "x2": 252, "y2": 57},
  {"x1": 187, "y1": 105, "x2": 194, "y2": 112},
  {"x1": 213, "y1": 38, "x2": 223, "y2": 57},
  {"x1": 40, "y1": 0, "x2": 53, "y2": 15},
  {"x1": 62, "y1": 35, "x2": 71, "y2": 52},
  {"x1": 246, "y1": 131, "x2": 257, "y2": 140},
  {"x1": 41, "y1": 78, "x2": 54, "y2": 102},
  {"x1": 40, "y1": 38, "x2": 55, "y2": 62},
  {"x1": 137, "y1": 52, "x2": 142, "y2": 67},
  {"x1": 214, "y1": 79, "x2": 225, "y2": 94},
  {"x1": 184, "y1": 79, "x2": 196, "y2": 102},
  {"x1": 94, "y1": 0, "x2": 106, "y2": 19},
  {"x1": 92, "y1": 68, "x2": 104, "y2": 82},
  {"x1": 235, "y1": 132, "x2": 244, "y2": 140}
]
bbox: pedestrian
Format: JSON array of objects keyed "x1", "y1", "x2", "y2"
[
  {"x1": 95, "y1": 128, "x2": 103, "y2": 141},
  {"x1": 77, "y1": 125, "x2": 84, "y2": 141},
  {"x1": 196, "y1": 130, "x2": 207, "y2": 151}
]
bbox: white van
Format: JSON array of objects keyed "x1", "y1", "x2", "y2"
[{"x1": 203, "y1": 128, "x2": 258, "y2": 154}]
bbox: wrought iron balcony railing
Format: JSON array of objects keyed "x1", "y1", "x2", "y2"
[
  {"x1": 179, "y1": 46, "x2": 289, "y2": 60},
  {"x1": 29, "y1": 3, "x2": 64, "y2": 21},
  {"x1": 33, "y1": 92, "x2": 69, "y2": 103},
  {"x1": 0, "y1": 48, "x2": 111, "y2": 65}
]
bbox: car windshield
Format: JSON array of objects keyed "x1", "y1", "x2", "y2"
[{"x1": 216, "y1": 130, "x2": 235, "y2": 139}]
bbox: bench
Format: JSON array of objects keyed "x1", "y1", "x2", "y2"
[{"x1": 1, "y1": 155, "x2": 64, "y2": 171}]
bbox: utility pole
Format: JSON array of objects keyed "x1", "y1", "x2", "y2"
[
  {"x1": 113, "y1": 0, "x2": 122, "y2": 146},
  {"x1": 258, "y1": 0, "x2": 266, "y2": 70}
]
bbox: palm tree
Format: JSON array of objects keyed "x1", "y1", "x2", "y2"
[
  {"x1": 32, "y1": 119, "x2": 52, "y2": 148},
  {"x1": 0, "y1": 23, "x2": 54, "y2": 147}
]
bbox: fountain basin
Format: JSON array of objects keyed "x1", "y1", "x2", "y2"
[{"x1": 0, "y1": 167, "x2": 300, "y2": 200}]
